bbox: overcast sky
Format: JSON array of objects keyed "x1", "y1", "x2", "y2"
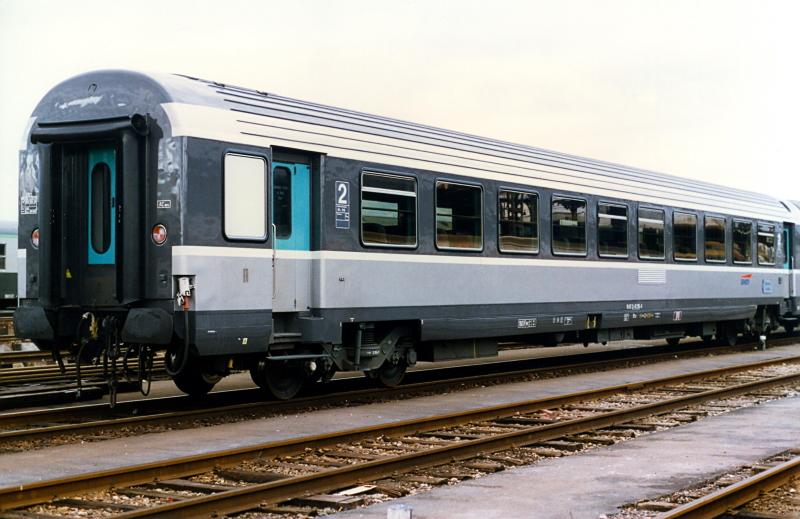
[{"x1": 1, "y1": 0, "x2": 798, "y2": 224}]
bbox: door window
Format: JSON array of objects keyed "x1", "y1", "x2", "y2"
[
  {"x1": 87, "y1": 145, "x2": 117, "y2": 265},
  {"x1": 273, "y1": 166, "x2": 292, "y2": 239}
]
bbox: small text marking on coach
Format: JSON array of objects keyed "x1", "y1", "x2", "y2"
[
  {"x1": 335, "y1": 181, "x2": 350, "y2": 229},
  {"x1": 518, "y1": 318, "x2": 537, "y2": 329}
]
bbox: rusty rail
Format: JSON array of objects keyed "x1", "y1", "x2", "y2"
[
  {"x1": 0, "y1": 342, "x2": 798, "y2": 445},
  {"x1": 3, "y1": 361, "x2": 800, "y2": 514},
  {"x1": 658, "y1": 456, "x2": 800, "y2": 519}
]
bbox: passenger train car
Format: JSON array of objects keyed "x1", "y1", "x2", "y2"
[
  {"x1": 13, "y1": 70, "x2": 800, "y2": 400},
  {"x1": 0, "y1": 221, "x2": 18, "y2": 310}
]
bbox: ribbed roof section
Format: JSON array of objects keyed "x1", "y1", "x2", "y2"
[{"x1": 170, "y1": 74, "x2": 790, "y2": 220}]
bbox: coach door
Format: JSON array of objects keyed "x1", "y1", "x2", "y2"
[
  {"x1": 272, "y1": 161, "x2": 311, "y2": 312},
  {"x1": 57, "y1": 143, "x2": 120, "y2": 307},
  {"x1": 784, "y1": 224, "x2": 796, "y2": 299}
]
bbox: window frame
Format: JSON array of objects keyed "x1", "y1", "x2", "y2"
[
  {"x1": 637, "y1": 207, "x2": 666, "y2": 261},
  {"x1": 551, "y1": 195, "x2": 588, "y2": 257},
  {"x1": 360, "y1": 170, "x2": 419, "y2": 249},
  {"x1": 597, "y1": 201, "x2": 629, "y2": 259},
  {"x1": 0, "y1": 243, "x2": 5, "y2": 270},
  {"x1": 757, "y1": 222, "x2": 777, "y2": 266},
  {"x1": 434, "y1": 180, "x2": 484, "y2": 252},
  {"x1": 704, "y1": 215, "x2": 727, "y2": 263},
  {"x1": 672, "y1": 211, "x2": 698, "y2": 262},
  {"x1": 732, "y1": 219, "x2": 753, "y2": 265},
  {"x1": 222, "y1": 152, "x2": 269, "y2": 242},
  {"x1": 498, "y1": 188, "x2": 539, "y2": 255}
]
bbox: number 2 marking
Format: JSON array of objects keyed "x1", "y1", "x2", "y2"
[{"x1": 337, "y1": 183, "x2": 348, "y2": 205}]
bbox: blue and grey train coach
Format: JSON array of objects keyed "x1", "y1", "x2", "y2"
[
  {"x1": 12, "y1": 70, "x2": 800, "y2": 399},
  {"x1": 0, "y1": 221, "x2": 18, "y2": 310}
]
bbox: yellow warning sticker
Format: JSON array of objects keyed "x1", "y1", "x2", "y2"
[{"x1": 66, "y1": 269, "x2": 72, "y2": 279}]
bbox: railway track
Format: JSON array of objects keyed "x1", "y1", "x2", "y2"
[
  {"x1": 0, "y1": 347, "x2": 169, "y2": 412},
  {"x1": 0, "y1": 356, "x2": 167, "y2": 385},
  {"x1": 655, "y1": 453, "x2": 800, "y2": 518},
  {"x1": 0, "y1": 315, "x2": 13, "y2": 339},
  {"x1": 1, "y1": 337, "x2": 796, "y2": 448},
  {"x1": 2, "y1": 353, "x2": 800, "y2": 517},
  {"x1": 0, "y1": 349, "x2": 59, "y2": 365}
]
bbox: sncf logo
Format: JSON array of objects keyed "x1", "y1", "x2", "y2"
[{"x1": 741, "y1": 274, "x2": 752, "y2": 285}]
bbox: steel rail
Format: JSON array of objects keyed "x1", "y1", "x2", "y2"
[
  {"x1": 1, "y1": 346, "x2": 798, "y2": 445},
  {"x1": 0, "y1": 359, "x2": 166, "y2": 383},
  {"x1": 657, "y1": 456, "x2": 800, "y2": 519},
  {"x1": 2, "y1": 363, "x2": 800, "y2": 513},
  {"x1": 0, "y1": 350, "x2": 63, "y2": 365},
  {"x1": 95, "y1": 371, "x2": 800, "y2": 519}
]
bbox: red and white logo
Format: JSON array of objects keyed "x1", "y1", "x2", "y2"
[{"x1": 152, "y1": 224, "x2": 167, "y2": 244}]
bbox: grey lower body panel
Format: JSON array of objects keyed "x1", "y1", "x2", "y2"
[
  {"x1": 297, "y1": 298, "x2": 766, "y2": 344},
  {"x1": 182, "y1": 309, "x2": 272, "y2": 356}
]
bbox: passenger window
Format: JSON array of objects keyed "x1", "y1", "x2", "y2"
[
  {"x1": 0, "y1": 243, "x2": 5, "y2": 270},
  {"x1": 499, "y1": 190, "x2": 538, "y2": 253},
  {"x1": 552, "y1": 196, "x2": 586, "y2": 255},
  {"x1": 638, "y1": 208, "x2": 665, "y2": 259},
  {"x1": 673, "y1": 212, "x2": 697, "y2": 261},
  {"x1": 361, "y1": 172, "x2": 417, "y2": 247},
  {"x1": 705, "y1": 216, "x2": 727, "y2": 262},
  {"x1": 273, "y1": 166, "x2": 292, "y2": 239},
  {"x1": 758, "y1": 223, "x2": 776, "y2": 265},
  {"x1": 436, "y1": 182, "x2": 482, "y2": 250},
  {"x1": 224, "y1": 153, "x2": 267, "y2": 240},
  {"x1": 598, "y1": 203, "x2": 628, "y2": 258},
  {"x1": 732, "y1": 220, "x2": 752, "y2": 264}
]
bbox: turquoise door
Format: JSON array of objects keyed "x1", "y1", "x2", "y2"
[
  {"x1": 87, "y1": 145, "x2": 117, "y2": 265},
  {"x1": 273, "y1": 162, "x2": 310, "y2": 250}
]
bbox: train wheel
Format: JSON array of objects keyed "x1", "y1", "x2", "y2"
[
  {"x1": 377, "y1": 361, "x2": 407, "y2": 387},
  {"x1": 170, "y1": 354, "x2": 221, "y2": 397},
  {"x1": 666, "y1": 337, "x2": 681, "y2": 347},
  {"x1": 256, "y1": 358, "x2": 304, "y2": 400}
]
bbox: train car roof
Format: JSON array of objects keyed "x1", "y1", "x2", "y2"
[{"x1": 26, "y1": 70, "x2": 798, "y2": 222}]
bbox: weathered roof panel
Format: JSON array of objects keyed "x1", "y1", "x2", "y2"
[{"x1": 29, "y1": 71, "x2": 792, "y2": 221}]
